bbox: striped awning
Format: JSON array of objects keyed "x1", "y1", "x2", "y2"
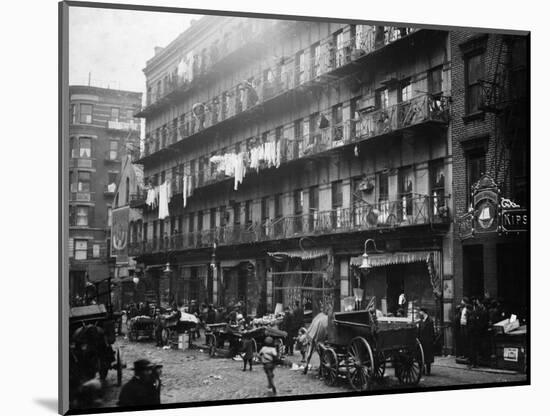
[
  {"x1": 350, "y1": 251, "x2": 437, "y2": 268},
  {"x1": 268, "y1": 248, "x2": 331, "y2": 260}
]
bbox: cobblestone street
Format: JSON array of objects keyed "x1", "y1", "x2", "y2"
[{"x1": 98, "y1": 335, "x2": 527, "y2": 409}]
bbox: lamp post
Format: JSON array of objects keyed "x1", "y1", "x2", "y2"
[{"x1": 356, "y1": 238, "x2": 382, "y2": 310}]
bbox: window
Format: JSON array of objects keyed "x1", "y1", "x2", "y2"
[
  {"x1": 261, "y1": 197, "x2": 269, "y2": 222},
  {"x1": 70, "y1": 104, "x2": 76, "y2": 124},
  {"x1": 93, "y1": 244, "x2": 100, "y2": 258},
  {"x1": 311, "y1": 42, "x2": 321, "y2": 77},
  {"x1": 77, "y1": 171, "x2": 91, "y2": 192},
  {"x1": 296, "y1": 50, "x2": 305, "y2": 84},
  {"x1": 76, "y1": 206, "x2": 89, "y2": 226},
  {"x1": 233, "y1": 202, "x2": 241, "y2": 225},
  {"x1": 467, "y1": 151, "x2": 486, "y2": 206},
  {"x1": 188, "y1": 213, "x2": 195, "y2": 233},
  {"x1": 399, "y1": 80, "x2": 412, "y2": 102},
  {"x1": 69, "y1": 137, "x2": 77, "y2": 158},
  {"x1": 399, "y1": 168, "x2": 414, "y2": 217},
  {"x1": 378, "y1": 172, "x2": 389, "y2": 202},
  {"x1": 74, "y1": 240, "x2": 88, "y2": 260},
  {"x1": 197, "y1": 211, "x2": 203, "y2": 231},
  {"x1": 309, "y1": 186, "x2": 319, "y2": 210},
  {"x1": 107, "y1": 206, "x2": 112, "y2": 227},
  {"x1": 125, "y1": 177, "x2": 130, "y2": 205},
  {"x1": 274, "y1": 194, "x2": 283, "y2": 219},
  {"x1": 108, "y1": 172, "x2": 118, "y2": 186},
  {"x1": 210, "y1": 208, "x2": 217, "y2": 229},
  {"x1": 111, "y1": 107, "x2": 120, "y2": 122},
  {"x1": 245, "y1": 200, "x2": 252, "y2": 226},
  {"x1": 376, "y1": 88, "x2": 389, "y2": 109},
  {"x1": 334, "y1": 30, "x2": 345, "y2": 67},
  {"x1": 80, "y1": 104, "x2": 93, "y2": 124},
  {"x1": 109, "y1": 140, "x2": 118, "y2": 160},
  {"x1": 220, "y1": 205, "x2": 227, "y2": 227},
  {"x1": 332, "y1": 181, "x2": 343, "y2": 208},
  {"x1": 294, "y1": 189, "x2": 304, "y2": 214},
  {"x1": 428, "y1": 66, "x2": 444, "y2": 95},
  {"x1": 79, "y1": 137, "x2": 92, "y2": 158},
  {"x1": 332, "y1": 104, "x2": 343, "y2": 141},
  {"x1": 465, "y1": 53, "x2": 485, "y2": 114},
  {"x1": 430, "y1": 159, "x2": 446, "y2": 213}
]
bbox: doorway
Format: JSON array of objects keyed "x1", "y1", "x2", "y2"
[{"x1": 463, "y1": 245, "x2": 484, "y2": 299}]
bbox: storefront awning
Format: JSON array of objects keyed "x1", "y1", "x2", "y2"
[
  {"x1": 268, "y1": 248, "x2": 331, "y2": 261},
  {"x1": 350, "y1": 251, "x2": 436, "y2": 268}
]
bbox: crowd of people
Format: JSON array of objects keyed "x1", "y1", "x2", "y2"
[{"x1": 454, "y1": 296, "x2": 507, "y2": 368}]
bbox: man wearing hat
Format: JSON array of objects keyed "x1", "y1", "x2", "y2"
[
  {"x1": 418, "y1": 307, "x2": 435, "y2": 375},
  {"x1": 118, "y1": 359, "x2": 161, "y2": 407}
]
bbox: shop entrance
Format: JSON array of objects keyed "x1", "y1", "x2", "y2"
[
  {"x1": 463, "y1": 245, "x2": 484, "y2": 299},
  {"x1": 386, "y1": 266, "x2": 405, "y2": 314},
  {"x1": 497, "y1": 242, "x2": 527, "y2": 318}
]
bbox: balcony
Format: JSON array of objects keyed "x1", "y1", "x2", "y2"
[
  {"x1": 135, "y1": 26, "x2": 428, "y2": 164},
  {"x1": 103, "y1": 184, "x2": 117, "y2": 196},
  {"x1": 70, "y1": 191, "x2": 95, "y2": 202},
  {"x1": 130, "y1": 196, "x2": 451, "y2": 257},
  {"x1": 69, "y1": 157, "x2": 96, "y2": 169},
  {"x1": 135, "y1": 19, "x2": 284, "y2": 118},
  {"x1": 106, "y1": 120, "x2": 140, "y2": 131},
  {"x1": 155, "y1": 93, "x2": 449, "y2": 201}
]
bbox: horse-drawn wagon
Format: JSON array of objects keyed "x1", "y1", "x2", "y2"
[{"x1": 310, "y1": 309, "x2": 423, "y2": 391}]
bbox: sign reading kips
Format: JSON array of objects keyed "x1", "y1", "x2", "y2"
[{"x1": 501, "y1": 209, "x2": 528, "y2": 232}]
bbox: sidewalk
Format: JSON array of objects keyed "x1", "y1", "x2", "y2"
[{"x1": 435, "y1": 355, "x2": 522, "y2": 375}]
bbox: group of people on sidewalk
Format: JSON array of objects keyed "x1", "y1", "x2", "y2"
[{"x1": 454, "y1": 296, "x2": 505, "y2": 367}]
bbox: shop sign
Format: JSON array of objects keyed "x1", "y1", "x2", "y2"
[
  {"x1": 501, "y1": 209, "x2": 528, "y2": 233},
  {"x1": 503, "y1": 347, "x2": 519, "y2": 362},
  {"x1": 472, "y1": 175, "x2": 499, "y2": 234}
]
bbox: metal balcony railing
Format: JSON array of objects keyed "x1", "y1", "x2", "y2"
[
  {"x1": 128, "y1": 195, "x2": 450, "y2": 257},
  {"x1": 137, "y1": 25, "x2": 422, "y2": 161}
]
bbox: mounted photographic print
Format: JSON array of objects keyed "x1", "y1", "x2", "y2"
[{"x1": 59, "y1": 1, "x2": 530, "y2": 414}]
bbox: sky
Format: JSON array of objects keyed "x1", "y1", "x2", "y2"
[{"x1": 69, "y1": 6, "x2": 202, "y2": 97}]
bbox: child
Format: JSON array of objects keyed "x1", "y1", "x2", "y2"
[
  {"x1": 259, "y1": 336, "x2": 278, "y2": 395},
  {"x1": 241, "y1": 336, "x2": 255, "y2": 371},
  {"x1": 295, "y1": 327, "x2": 308, "y2": 363}
]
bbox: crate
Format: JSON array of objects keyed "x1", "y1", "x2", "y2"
[{"x1": 494, "y1": 335, "x2": 526, "y2": 373}]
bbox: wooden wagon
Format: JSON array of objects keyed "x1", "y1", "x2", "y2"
[
  {"x1": 127, "y1": 316, "x2": 156, "y2": 342},
  {"x1": 317, "y1": 310, "x2": 424, "y2": 391}
]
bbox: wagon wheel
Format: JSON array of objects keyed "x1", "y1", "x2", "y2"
[
  {"x1": 206, "y1": 333, "x2": 217, "y2": 357},
  {"x1": 116, "y1": 348, "x2": 122, "y2": 387},
  {"x1": 346, "y1": 337, "x2": 374, "y2": 392},
  {"x1": 373, "y1": 350, "x2": 386, "y2": 381},
  {"x1": 396, "y1": 339, "x2": 424, "y2": 386},
  {"x1": 321, "y1": 348, "x2": 339, "y2": 387}
]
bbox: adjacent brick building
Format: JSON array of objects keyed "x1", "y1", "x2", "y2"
[
  {"x1": 451, "y1": 32, "x2": 528, "y2": 329},
  {"x1": 68, "y1": 85, "x2": 142, "y2": 304}
]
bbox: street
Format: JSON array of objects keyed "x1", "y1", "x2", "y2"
[{"x1": 98, "y1": 335, "x2": 527, "y2": 408}]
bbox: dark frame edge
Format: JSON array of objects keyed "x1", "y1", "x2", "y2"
[{"x1": 59, "y1": 1, "x2": 70, "y2": 415}]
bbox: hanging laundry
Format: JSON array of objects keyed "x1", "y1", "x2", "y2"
[
  {"x1": 234, "y1": 153, "x2": 246, "y2": 190},
  {"x1": 177, "y1": 56, "x2": 188, "y2": 83},
  {"x1": 158, "y1": 181, "x2": 170, "y2": 220},
  {"x1": 146, "y1": 186, "x2": 157, "y2": 208}
]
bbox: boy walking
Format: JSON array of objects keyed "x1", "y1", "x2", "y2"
[{"x1": 259, "y1": 336, "x2": 278, "y2": 395}]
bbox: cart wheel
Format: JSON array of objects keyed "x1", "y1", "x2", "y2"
[
  {"x1": 396, "y1": 339, "x2": 424, "y2": 386},
  {"x1": 346, "y1": 337, "x2": 374, "y2": 392},
  {"x1": 373, "y1": 350, "x2": 386, "y2": 381},
  {"x1": 116, "y1": 349, "x2": 122, "y2": 387},
  {"x1": 321, "y1": 348, "x2": 339, "y2": 387},
  {"x1": 207, "y1": 334, "x2": 217, "y2": 357}
]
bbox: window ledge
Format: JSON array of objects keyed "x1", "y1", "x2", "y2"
[{"x1": 462, "y1": 111, "x2": 485, "y2": 123}]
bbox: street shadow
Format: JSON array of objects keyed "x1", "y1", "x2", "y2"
[{"x1": 34, "y1": 398, "x2": 58, "y2": 413}]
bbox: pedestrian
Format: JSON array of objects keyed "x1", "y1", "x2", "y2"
[
  {"x1": 295, "y1": 327, "x2": 308, "y2": 363},
  {"x1": 154, "y1": 310, "x2": 163, "y2": 347},
  {"x1": 259, "y1": 336, "x2": 279, "y2": 395},
  {"x1": 466, "y1": 299, "x2": 479, "y2": 368},
  {"x1": 206, "y1": 304, "x2": 216, "y2": 325},
  {"x1": 118, "y1": 359, "x2": 161, "y2": 407},
  {"x1": 457, "y1": 297, "x2": 470, "y2": 359},
  {"x1": 292, "y1": 300, "x2": 304, "y2": 330},
  {"x1": 241, "y1": 335, "x2": 255, "y2": 371},
  {"x1": 417, "y1": 307, "x2": 435, "y2": 375},
  {"x1": 281, "y1": 307, "x2": 295, "y2": 355}
]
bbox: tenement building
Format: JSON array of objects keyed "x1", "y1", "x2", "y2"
[
  {"x1": 131, "y1": 16, "x2": 454, "y2": 344},
  {"x1": 69, "y1": 85, "x2": 142, "y2": 304},
  {"x1": 452, "y1": 33, "x2": 528, "y2": 320}
]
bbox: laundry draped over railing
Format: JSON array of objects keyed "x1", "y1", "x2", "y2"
[{"x1": 145, "y1": 180, "x2": 175, "y2": 220}]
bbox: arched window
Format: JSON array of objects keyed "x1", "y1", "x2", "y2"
[{"x1": 125, "y1": 177, "x2": 130, "y2": 205}]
